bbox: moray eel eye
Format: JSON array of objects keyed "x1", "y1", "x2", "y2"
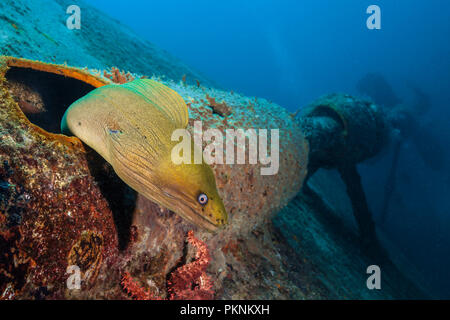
[{"x1": 197, "y1": 193, "x2": 208, "y2": 206}]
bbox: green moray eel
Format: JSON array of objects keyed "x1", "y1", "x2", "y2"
[{"x1": 61, "y1": 79, "x2": 227, "y2": 232}]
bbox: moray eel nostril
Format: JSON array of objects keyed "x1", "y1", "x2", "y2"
[{"x1": 61, "y1": 79, "x2": 228, "y2": 232}]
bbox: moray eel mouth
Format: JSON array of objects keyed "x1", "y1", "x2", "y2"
[
  {"x1": 159, "y1": 184, "x2": 227, "y2": 232},
  {"x1": 172, "y1": 195, "x2": 223, "y2": 232},
  {"x1": 111, "y1": 157, "x2": 227, "y2": 233}
]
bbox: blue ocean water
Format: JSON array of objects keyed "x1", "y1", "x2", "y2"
[{"x1": 89, "y1": 0, "x2": 450, "y2": 297}]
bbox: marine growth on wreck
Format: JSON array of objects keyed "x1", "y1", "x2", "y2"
[{"x1": 1, "y1": 0, "x2": 448, "y2": 305}]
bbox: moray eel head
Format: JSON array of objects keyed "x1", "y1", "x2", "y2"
[
  {"x1": 156, "y1": 151, "x2": 228, "y2": 232},
  {"x1": 61, "y1": 79, "x2": 227, "y2": 232}
]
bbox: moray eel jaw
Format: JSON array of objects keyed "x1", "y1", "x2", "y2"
[
  {"x1": 107, "y1": 150, "x2": 227, "y2": 233},
  {"x1": 156, "y1": 160, "x2": 228, "y2": 232},
  {"x1": 162, "y1": 189, "x2": 225, "y2": 232},
  {"x1": 151, "y1": 151, "x2": 228, "y2": 232}
]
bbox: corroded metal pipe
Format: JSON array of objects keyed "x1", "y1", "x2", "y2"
[
  {"x1": 298, "y1": 93, "x2": 390, "y2": 249},
  {"x1": 299, "y1": 93, "x2": 389, "y2": 173}
]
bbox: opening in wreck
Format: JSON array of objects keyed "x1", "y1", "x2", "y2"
[
  {"x1": 3, "y1": 66, "x2": 137, "y2": 250},
  {"x1": 5, "y1": 66, "x2": 96, "y2": 134}
]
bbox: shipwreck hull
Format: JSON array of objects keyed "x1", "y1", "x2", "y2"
[{"x1": 0, "y1": 56, "x2": 309, "y2": 299}]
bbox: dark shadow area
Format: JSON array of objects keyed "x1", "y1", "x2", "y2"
[
  {"x1": 85, "y1": 148, "x2": 137, "y2": 251},
  {"x1": 5, "y1": 67, "x2": 95, "y2": 133}
]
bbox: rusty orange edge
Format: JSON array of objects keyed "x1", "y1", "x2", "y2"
[
  {"x1": 3, "y1": 56, "x2": 110, "y2": 88},
  {"x1": 0, "y1": 56, "x2": 112, "y2": 150}
]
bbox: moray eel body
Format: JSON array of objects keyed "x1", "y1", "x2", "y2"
[{"x1": 61, "y1": 79, "x2": 227, "y2": 232}]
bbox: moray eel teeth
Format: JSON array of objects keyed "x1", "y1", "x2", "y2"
[{"x1": 61, "y1": 79, "x2": 228, "y2": 232}]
